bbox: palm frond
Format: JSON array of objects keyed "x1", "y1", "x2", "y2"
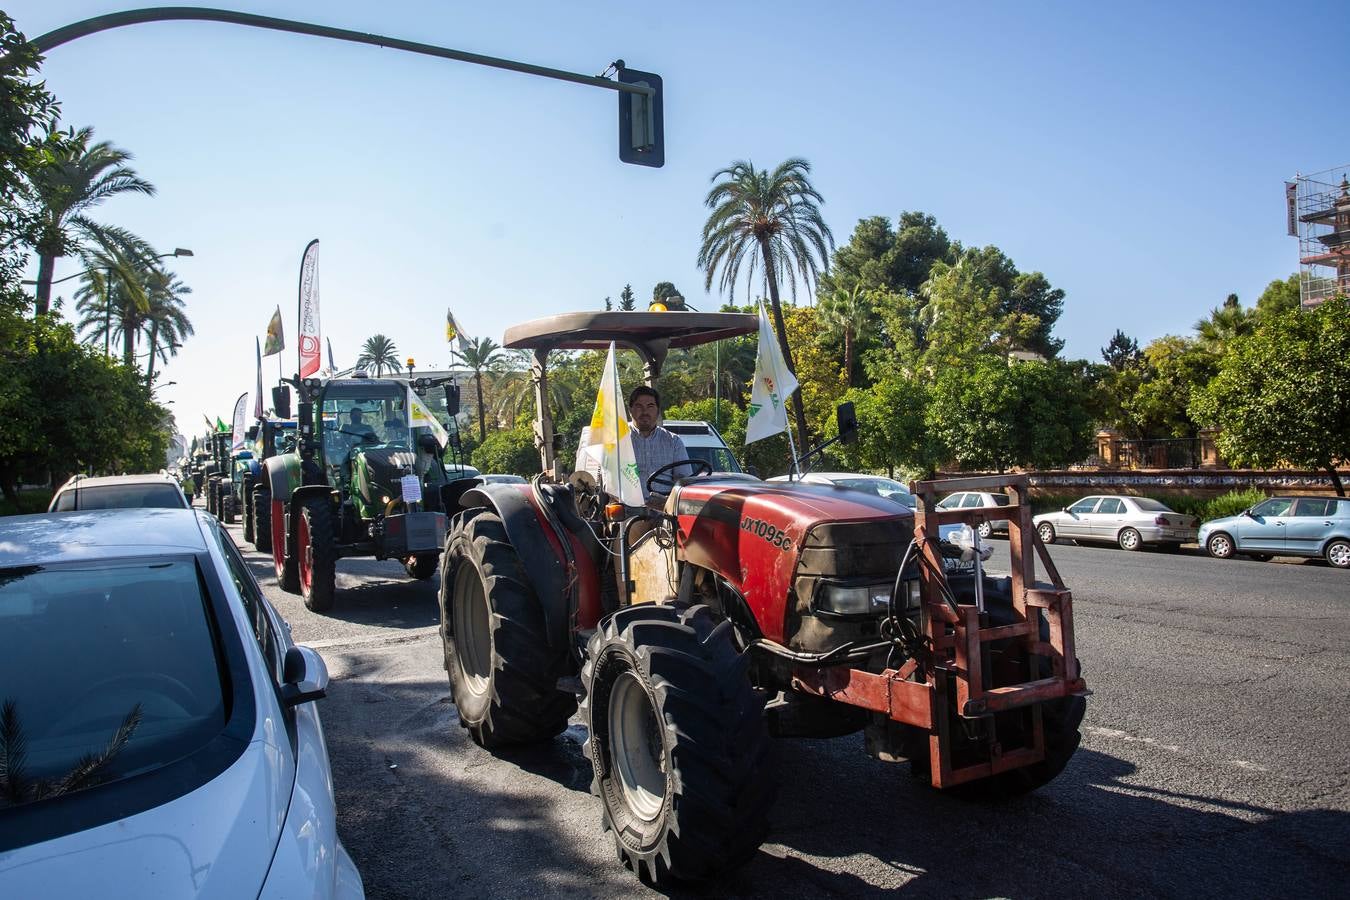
[
  {"x1": 0, "y1": 699, "x2": 29, "y2": 805},
  {"x1": 50, "y1": 703, "x2": 142, "y2": 797}
]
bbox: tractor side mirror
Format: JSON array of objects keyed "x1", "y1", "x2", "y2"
[
  {"x1": 272, "y1": 386, "x2": 291, "y2": 419},
  {"x1": 443, "y1": 383, "x2": 461, "y2": 417},
  {"x1": 836, "y1": 402, "x2": 859, "y2": 445},
  {"x1": 245, "y1": 426, "x2": 259, "y2": 441}
]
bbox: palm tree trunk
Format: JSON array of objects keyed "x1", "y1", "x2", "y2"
[
  {"x1": 475, "y1": 370, "x2": 486, "y2": 443},
  {"x1": 122, "y1": 310, "x2": 136, "y2": 367},
  {"x1": 145, "y1": 321, "x2": 158, "y2": 381},
  {"x1": 844, "y1": 328, "x2": 855, "y2": 388},
  {"x1": 757, "y1": 235, "x2": 810, "y2": 450},
  {"x1": 34, "y1": 253, "x2": 55, "y2": 317}
]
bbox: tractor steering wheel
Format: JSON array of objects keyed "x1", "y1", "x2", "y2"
[{"x1": 645, "y1": 458, "x2": 713, "y2": 495}]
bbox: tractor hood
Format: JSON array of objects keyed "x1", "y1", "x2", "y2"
[
  {"x1": 673, "y1": 478, "x2": 915, "y2": 642},
  {"x1": 351, "y1": 445, "x2": 418, "y2": 517}
]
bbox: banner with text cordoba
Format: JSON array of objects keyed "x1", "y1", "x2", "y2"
[{"x1": 297, "y1": 239, "x2": 321, "y2": 378}]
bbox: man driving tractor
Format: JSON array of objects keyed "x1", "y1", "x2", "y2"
[{"x1": 625, "y1": 385, "x2": 686, "y2": 500}]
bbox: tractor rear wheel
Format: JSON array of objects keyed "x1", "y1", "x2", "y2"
[
  {"x1": 241, "y1": 477, "x2": 255, "y2": 543},
  {"x1": 253, "y1": 487, "x2": 272, "y2": 553},
  {"x1": 299, "y1": 498, "x2": 337, "y2": 612},
  {"x1": 441, "y1": 512, "x2": 576, "y2": 748},
  {"x1": 582, "y1": 604, "x2": 774, "y2": 885},
  {"x1": 404, "y1": 554, "x2": 438, "y2": 580},
  {"x1": 206, "y1": 480, "x2": 218, "y2": 518},
  {"x1": 222, "y1": 487, "x2": 236, "y2": 524},
  {"x1": 272, "y1": 499, "x2": 299, "y2": 593}
]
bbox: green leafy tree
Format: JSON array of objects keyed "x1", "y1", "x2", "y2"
[
  {"x1": 1255, "y1": 274, "x2": 1301, "y2": 319},
  {"x1": 818, "y1": 284, "x2": 870, "y2": 386},
  {"x1": 652, "y1": 281, "x2": 685, "y2": 309},
  {"x1": 1194, "y1": 293, "x2": 1254, "y2": 357},
  {"x1": 926, "y1": 357, "x2": 1095, "y2": 472},
  {"x1": 470, "y1": 425, "x2": 539, "y2": 477},
  {"x1": 830, "y1": 373, "x2": 932, "y2": 477},
  {"x1": 1124, "y1": 335, "x2": 1214, "y2": 438},
  {"x1": 26, "y1": 127, "x2": 156, "y2": 317},
  {"x1": 356, "y1": 334, "x2": 402, "y2": 377},
  {"x1": 1101, "y1": 329, "x2": 1142, "y2": 371},
  {"x1": 618, "y1": 284, "x2": 636, "y2": 311},
  {"x1": 452, "y1": 336, "x2": 503, "y2": 443},
  {"x1": 1190, "y1": 296, "x2": 1350, "y2": 495},
  {"x1": 818, "y1": 211, "x2": 952, "y2": 299},
  {"x1": 698, "y1": 157, "x2": 834, "y2": 449},
  {"x1": 0, "y1": 14, "x2": 65, "y2": 315},
  {"x1": 602, "y1": 296, "x2": 612, "y2": 311}
]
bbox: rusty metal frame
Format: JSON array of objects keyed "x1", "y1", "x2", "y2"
[{"x1": 790, "y1": 473, "x2": 1087, "y2": 789}]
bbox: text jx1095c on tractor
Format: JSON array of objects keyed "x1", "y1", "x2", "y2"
[
  {"x1": 263, "y1": 373, "x2": 469, "y2": 612},
  {"x1": 438, "y1": 312, "x2": 1089, "y2": 885}
]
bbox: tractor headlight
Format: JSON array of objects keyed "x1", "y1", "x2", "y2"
[{"x1": 816, "y1": 581, "x2": 901, "y2": 617}]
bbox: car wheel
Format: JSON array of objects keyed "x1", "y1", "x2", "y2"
[
  {"x1": 1037, "y1": 522, "x2": 1057, "y2": 545},
  {"x1": 1326, "y1": 539, "x2": 1350, "y2": 570},
  {"x1": 1206, "y1": 532, "x2": 1235, "y2": 560},
  {"x1": 1117, "y1": 527, "x2": 1142, "y2": 552},
  {"x1": 977, "y1": 521, "x2": 993, "y2": 540}
]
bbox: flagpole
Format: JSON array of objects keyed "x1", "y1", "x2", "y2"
[{"x1": 785, "y1": 414, "x2": 800, "y2": 480}]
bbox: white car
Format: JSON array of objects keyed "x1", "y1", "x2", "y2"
[
  {"x1": 0, "y1": 508, "x2": 363, "y2": 899},
  {"x1": 936, "y1": 491, "x2": 1012, "y2": 539},
  {"x1": 48, "y1": 473, "x2": 189, "y2": 511},
  {"x1": 1034, "y1": 494, "x2": 1198, "y2": 551}
]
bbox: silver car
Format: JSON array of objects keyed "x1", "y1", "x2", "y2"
[
  {"x1": 1034, "y1": 495, "x2": 1198, "y2": 551},
  {"x1": 936, "y1": 491, "x2": 1011, "y2": 539}
]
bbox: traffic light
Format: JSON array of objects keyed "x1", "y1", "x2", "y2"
[{"x1": 617, "y1": 65, "x2": 663, "y2": 167}]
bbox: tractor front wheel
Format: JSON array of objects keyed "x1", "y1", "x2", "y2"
[
  {"x1": 253, "y1": 488, "x2": 272, "y2": 553},
  {"x1": 404, "y1": 554, "x2": 438, "y2": 580},
  {"x1": 299, "y1": 498, "x2": 338, "y2": 612},
  {"x1": 582, "y1": 604, "x2": 774, "y2": 885},
  {"x1": 272, "y1": 499, "x2": 299, "y2": 593},
  {"x1": 441, "y1": 512, "x2": 576, "y2": 749}
]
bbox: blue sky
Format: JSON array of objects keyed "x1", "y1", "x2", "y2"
[{"x1": 13, "y1": 1, "x2": 1348, "y2": 430}]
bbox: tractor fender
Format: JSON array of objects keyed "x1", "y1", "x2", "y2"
[
  {"x1": 459, "y1": 483, "x2": 569, "y2": 647},
  {"x1": 288, "y1": 484, "x2": 333, "y2": 517},
  {"x1": 262, "y1": 454, "x2": 303, "y2": 502},
  {"x1": 245, "y1": 459, "x2": 262, "y2": 482}
]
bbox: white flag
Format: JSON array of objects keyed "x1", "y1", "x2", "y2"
[
  {"x1": 744, "y1": 302, "x2": 800, "y2": 444},
  {"x1": 230, "y1": 392, "x2": 249, "y2": 453},
  {"x1": 297, "y1": 239, "x2": 321, "y2": 378},
  {"x1": 407, "y1": 385, "x2": 449, "y2": 448},
  {"x1": 582, "y1": 343, "x2": 644, "y2": 505},
  {"x1": 446, "y1": 309, "x2": 471, "y2": 354}
]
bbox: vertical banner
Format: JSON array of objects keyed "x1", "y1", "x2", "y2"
[
  {"x1": 297, "y1": 239, "x2": 321, "y2": 378},
  {"x1": 326, "y1": 336, "x2": 338, "y2": 375},
  {"x1": 254, "y1": 338, "x2": 264, "y2": 419},
  {"x1": 1285, "y1": 181, "x2": 1299, "y2": 237},
  {"x1": 230, "y1": 392, "x2": 249, "y2": 452}
]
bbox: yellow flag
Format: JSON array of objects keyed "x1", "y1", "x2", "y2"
[{"x1": 582, "y1": 343, "x2": 643, "y2": 505}]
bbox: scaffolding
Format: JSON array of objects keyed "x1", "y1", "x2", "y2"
[{"x1": 1291, "y1": 166, "x2": 1350, "y2": 309}]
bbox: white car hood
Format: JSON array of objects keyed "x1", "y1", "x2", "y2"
[{"x1": 0, "y1": 738, "x2": 290, "y2": 899}]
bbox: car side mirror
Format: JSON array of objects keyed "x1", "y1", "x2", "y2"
[
  {"x1": 836, "y1": 401, "x2": 859, "y2": 445},
  {"x1": 1242, "y1": 508, "x2": 1253, "y2": 518},
  {"x1": 281, "y1": 645, "x2": 328, "y2": 706},
  {"x1": 272, "y1": 386, "x2": 292, "y2": 419}
]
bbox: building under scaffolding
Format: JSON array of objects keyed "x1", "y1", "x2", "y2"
[{"x1": 1289, "y1": 167, "x2": 1350, "y2": 308}]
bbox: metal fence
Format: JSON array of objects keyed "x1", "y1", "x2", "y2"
[{"x1": 1113, "y1": 438, "x2": 1202, "y2": 470}]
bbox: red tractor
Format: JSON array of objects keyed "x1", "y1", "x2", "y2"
[{"x1": 438, "y1": 312, "x2": 1087, "y2": 885}]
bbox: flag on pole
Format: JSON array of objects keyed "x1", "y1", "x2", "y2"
[
  {"x1": 297, "y1": 239, "x2": 321, "y2": 378},
  {"x1": 407, "y1": 386, "x2": 449, "y2": 447},
  {"x1": 216, "y1": 417, "x2": 228, "y2": 433},
  {"x1": 203, "y1": 414, "x2": 214, "y2": 432},
  {"x1": 262, "y1": 306, "x2": 285, "y2": 357},
  {"x1": 254, "y1": 338, "x2": 265, "y2": 419},
  {"x1": 744, "y1": 302, "x2": 800, "y2": 445},
  {"x1": 445, "y1": 309, "x2": 470, "y2": 354},
  {"x1": 580, "y1": 342, "x2": 644, "y2": 506},
  {"x1": 326, "y1": 336, "x2": 337, "y2": 375},
  {"x1": 230, "y1": 393, "x2": 248, "y2": 452}
]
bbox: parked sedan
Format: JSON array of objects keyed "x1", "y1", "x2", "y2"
[
  {"x1": 936, "y1": 491, "x2": 1012, "y2": 538},
  {"x1": 0, "y1": 509, "x2": 363, "y2": 898},
  {"x1": 48, "y1": 473, "x2": 189, "y2": 511},
  {"x1": 1034, "y1": 495, "x2": 1198, "y2": 551},
  {"x1": 1199, "y1": 496, "x2": 1350, "y2": 568}
]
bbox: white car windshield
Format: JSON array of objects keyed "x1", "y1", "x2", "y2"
[{"x1": 0, "y1": 559, "x2": 227, "y2": 805}]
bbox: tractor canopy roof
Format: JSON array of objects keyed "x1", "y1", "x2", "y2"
[
  {"x1": 504, "y1": 311, "x2": 757, "y2": 358},
  {"x1": 320, "y1": 377, "x2": 408, "y2": 401}
]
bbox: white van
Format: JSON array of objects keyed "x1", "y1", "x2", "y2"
[{"x1": 662, "y1": 420, "x2": 743, "y2": 473}]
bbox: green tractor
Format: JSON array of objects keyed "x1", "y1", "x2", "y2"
[
  {"x1": 204, "y1": 430, "x2": 233, "y2": 520},
  {"x1": 261, "y1": 373, "x2": 469, "y2": 612},
  {"x1": 238, "y1": 416, "x2": 297, "y2": 552}
]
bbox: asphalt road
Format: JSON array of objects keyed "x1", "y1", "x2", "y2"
[{"x1": 219, "y1": 513, "x2": 1350, "y2": 899}]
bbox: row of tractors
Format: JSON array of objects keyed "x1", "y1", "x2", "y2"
[{"x1": 207, "y1": 311, "x2": 1089, "y2": 887}]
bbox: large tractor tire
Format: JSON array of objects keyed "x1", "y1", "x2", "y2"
[
  {"x1": 206, "y1": 480, "x2": 218, "y2": 518},
  {"x1": 252, "y1": 487, "x2": 272, "y2": 553},
  {"x1": 404, "y1": 554, "x2": 438, "y2": 580},
  {"x1": 241, "y1": 476, "x2": 255, "y2": 544},
  {"x1": 272, "y1": 498, "x2": 299, "y2": 594},
  {"x1": 222, "y1": 485, "x2": 236, "y2": 524},
  {"x1": 298, "y1": 498, "x2": 338, "y2": 613},
  {"x1": 440, "y1": 512, "x2": 576, "y2": 749},
  {"x1": 582, "y1": 604, "x2": 775, "y2": 885},
  {"x1": 914, "y1": 578, "x2": 1085, "y2": 799}
]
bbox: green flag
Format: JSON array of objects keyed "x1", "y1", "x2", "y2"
[{"x1": 216, "y1": 417, "x2": 228, "y2": 432}]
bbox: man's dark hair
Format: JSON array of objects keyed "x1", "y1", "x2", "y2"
[
  {"x1": 627, "y1": 385, "x2": 660, "y2": 409},
  {"x1": 349, "y1": 408, "x2": 364, "y2": 421}
]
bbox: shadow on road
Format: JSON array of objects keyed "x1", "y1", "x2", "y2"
[
  {"x1": 237, "y1": 551, "x2": 442, "y2": 629},
  {"x1": 322, "y1": 675, "x2": 1350, "y2": 899}
]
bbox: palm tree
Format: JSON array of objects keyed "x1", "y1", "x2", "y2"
[
  {"x1": 1194, "y1": 294, "x2": 1253, "y2": 356},
  {"x1": 819, "y1": 284, "x2": 870, "y2": 386},
  {"x1": 27, "y1": 127, "x2": 156, "y2": 316},
  {"x1": 72, "y1": 246, "x2": 156, "y2": 363},
  {"x1": 356, "y1": 334, "x2": 402, "y2": 377},
  {"x1": 453, "y1": 336, "x2": 504, "y2": 442},
  {"x1": 140, "y1": 268, "x2": 193, "y2": 380},
  {"x1": 697, "y1": 158, "x2": 833, "y2": 446}
]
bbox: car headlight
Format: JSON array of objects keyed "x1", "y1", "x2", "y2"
[{"x1": 816, "y1": 579, "x2": 920, "y2": 616}]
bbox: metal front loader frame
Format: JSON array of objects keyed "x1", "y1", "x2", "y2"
[{"x1": 790, "y1": 473, "x2": 1087, "y2": 788}]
